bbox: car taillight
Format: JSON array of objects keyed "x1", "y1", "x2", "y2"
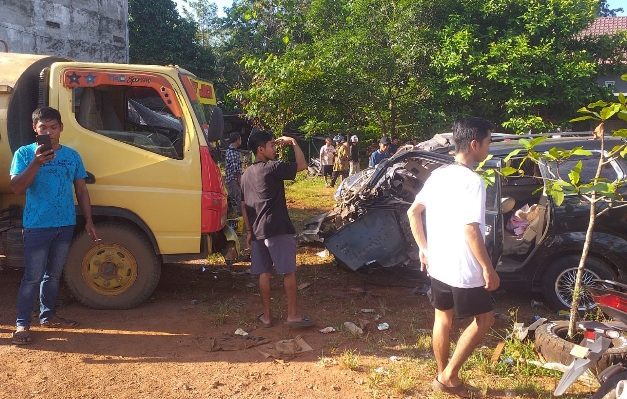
[
  {"x1": 200, "y1": 146, "x2": 227, "y2": 233},
  {"x1": 594, "y1": 293, "x2": 627, "y2": 313}
]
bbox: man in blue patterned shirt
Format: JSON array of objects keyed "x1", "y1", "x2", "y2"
[
  {"x1": 9, "y1": 107, "x2": 98, "y2": 345},
  {"x1": 225, "y1": 132, "x2": 243, "y2": 215}
]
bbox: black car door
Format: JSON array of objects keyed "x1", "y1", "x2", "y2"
[{"x1": 483, "y1": 158, "x2": 504, "y2": 266}]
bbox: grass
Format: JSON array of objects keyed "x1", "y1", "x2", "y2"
[{"x1": 339, "y1": 349, "x2": 362, "y2": 371}]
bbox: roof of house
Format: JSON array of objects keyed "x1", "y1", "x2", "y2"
[{"x1": 580, "y1": 16, "x2": 627, "y2": 37}]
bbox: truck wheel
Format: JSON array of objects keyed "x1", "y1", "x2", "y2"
[
  {"x1": 542, "y1": 255, "x2": 614, "y2": 311},
  {"x1": 534, "y1": 321, "x2": 627, "y2": 375},
  {"x1": 64, "y1": 223, "x2": 161, "y2": 309}
]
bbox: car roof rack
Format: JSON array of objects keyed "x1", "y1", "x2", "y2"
[{"x1": 489, "y1": 131, "x2": 594, "y2": 142}]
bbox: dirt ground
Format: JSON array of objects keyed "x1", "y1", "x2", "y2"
[{"x1": 0, "y1": 246, "x2": 596, "y2": 399}]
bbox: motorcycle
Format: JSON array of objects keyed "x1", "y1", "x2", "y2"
[{"x1": 554, "y1": 280, "x2": 627, "y2": 398}]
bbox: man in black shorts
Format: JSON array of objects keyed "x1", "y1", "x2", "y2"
[
  {"x1": 241, "y1": 131, "x2": 314, "y2": 328},
  {"x1": 319, "y1": 137, "x2": 335, "y2": 187},
  {"x1": 407, "y1": 117, "x2": 499, "y2": 397}
]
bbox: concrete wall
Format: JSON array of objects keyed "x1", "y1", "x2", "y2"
[{"x1": 0, "y1": 0, "x2": 128, "y2": 63}]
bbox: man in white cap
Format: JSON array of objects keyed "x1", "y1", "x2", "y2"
[{"x1": 349, "y1": 135, "x2": 360, "y2": 176}]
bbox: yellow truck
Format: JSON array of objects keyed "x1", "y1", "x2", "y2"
[{"x1": 0, "y1": 53, "x2": 238, "y2": 309}]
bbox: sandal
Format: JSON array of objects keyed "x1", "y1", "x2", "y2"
[
  {"x1": 432, "y1": 377, "x2": 471, "y2": 398},
  {"x1": 12, "y1": 329, "x2": 32, "y2": 345},
  {"x1": 40, "y1": 316, "x2": 79, "y2": 328},
  {"x1": 257, "y1": 313, "x2": 272, "y2": 328},
  {"x1": 286, "y1": 315, "x2": 314, "y2": 329}
]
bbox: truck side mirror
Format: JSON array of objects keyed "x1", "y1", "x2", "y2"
[{"x1": 206, "y1": 106, "x2": 224, "y2": 142}]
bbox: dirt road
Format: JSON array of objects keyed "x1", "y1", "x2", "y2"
[{"x1": 0, "y1": 249, "x2": 590, "y2": 399}]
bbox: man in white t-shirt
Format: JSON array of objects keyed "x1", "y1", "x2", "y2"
[
  {"x1": 407, "y1": 117, "x2": 499, "y2": 397},
  {"x1": 319, "y1": 137, "x2": 336, "y2": 187}
]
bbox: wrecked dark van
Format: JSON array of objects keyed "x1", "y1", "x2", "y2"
[{"x1": 302, "y1": 135, "x2": 627, "y2": 310}]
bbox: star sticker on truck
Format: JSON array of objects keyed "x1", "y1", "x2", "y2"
[{"x1": 67, "y1": 72, "x2": 81, "y2": 84}]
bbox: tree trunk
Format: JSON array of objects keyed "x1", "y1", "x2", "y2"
[
  {"x1": 567, "y1": 196, "x2": 596, "y2": 338},
  {"x1": 567, "y1": 123, "x2": 606, "y2": 338}
]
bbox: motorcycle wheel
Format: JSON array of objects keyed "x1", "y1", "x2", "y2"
[{"x1": 592, "y1": 370, "x2": 627, "y2": 399}]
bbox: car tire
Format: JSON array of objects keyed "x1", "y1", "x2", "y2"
[
  {"x1": 64, "y1": 223, "x2": 161, "y2": 309},
  {"x1": 541, "y1": 255, "x2": 615, "y2": 311},
  {"x1": 534, "y1": 321, "x2": 627, "y2": 375}
]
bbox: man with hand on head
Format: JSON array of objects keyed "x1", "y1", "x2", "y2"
[{"x1": 240, "y1": 131, "x2": 314, "y2": 329}]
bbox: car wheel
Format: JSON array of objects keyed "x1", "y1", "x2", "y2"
[
  {"x1": 542, "y1": 255, "x2": 614, "y2": 311},
  {"x1": 64, "y1": 223, "x2": 161, "y2": 309},
  {"x1": 534, "y1": 321, "x2": 627, "y2": 375}
]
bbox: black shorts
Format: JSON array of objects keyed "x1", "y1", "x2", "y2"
[
  {"x1": 322, "y1": 165, "x2": 333, "y2": 177},
  {"x1": 428, "y1": 277, "x2": 494, "y2": 319}
]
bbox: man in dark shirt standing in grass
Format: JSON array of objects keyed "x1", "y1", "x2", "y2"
[{"x1": 240, "y1": 130, "x2": 314, "y2": 328}]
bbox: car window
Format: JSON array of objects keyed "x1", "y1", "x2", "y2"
[{"x1": 548, "y1": 155, "x2": 622, "y2": 183}]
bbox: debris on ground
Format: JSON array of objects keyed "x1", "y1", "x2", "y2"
[
  {"x1": 358, "y1": 319, "x2": 370, "y2": 330},
  {"x1": 319, "y1": 327, "x2": 336, "y2": 334},
  {"x1": 298, "y1": 282, "x2": 312, "y2": 291},
  {"x1": 360, "y1": 308, "x2": 375, "y2": 313},
  {"x1": 196, "y1": 334, "x2": 271, "y2": 352},
  {"x1": 234, "y1": 328, "x2": 249, "y2": 336},
  {"x1": 344, "y1": 321, "x2": 364, "y2": 336},
  {"x1": 258, "y1": 336, "x2": 313, "y2": 360},
  {"x1": 389, "y1": 356, "x2": 402, "y2": 362},
  {"x1": 316, "y1": 249, "x2": 330, "y2": 258},
  {"x1": 246, "y1": 282, "x2": 256, "y2": 288},
  {"x1": 377, "y1": 322, "x2": 390, "y2": 331}
]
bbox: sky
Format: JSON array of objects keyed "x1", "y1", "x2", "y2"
[{"x1": 176, "y1": 0, "x2": 627, "y2": 18}]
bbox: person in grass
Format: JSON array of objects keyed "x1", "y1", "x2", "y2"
[
  {"x1": 10, "y1": 107, "x2": 98, "y2": 345},
  {"x1": 240, "y1": 130, "x2": 314, "y2": 329},
  {"x1": 407, "y1": 117, "x2": 499, "y2": 398}
]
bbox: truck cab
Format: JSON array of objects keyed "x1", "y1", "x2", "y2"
[{"x1": 0, "y1": 53, "x2": 237, "y2": 309}]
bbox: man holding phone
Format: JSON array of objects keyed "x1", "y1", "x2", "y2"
[{"x1": 9, "y1": 106, "x2": 98, "y2": 345}]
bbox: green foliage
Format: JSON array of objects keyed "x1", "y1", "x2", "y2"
[{"x1": 128, "y1": 0, "x2": 216, "y2": 79}]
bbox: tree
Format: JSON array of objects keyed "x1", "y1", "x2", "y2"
[
  {"x1": 504, "y1": 78, "x2": 627, "y2": 337},
  {"x1": 128, "y1": 0, "x2": 216, "y2": 79},
  {"x1": 430, "y1": 0, "x2": 615, "y2": 133}
]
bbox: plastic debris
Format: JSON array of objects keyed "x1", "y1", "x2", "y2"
[
  {"x1": 343, "y1": 321, "x2": 364, "y2": 336},
  {"x1": 360, "y1": 308, "x2": 375, "y2": 313},
  {"x1": 389, "y1": 356, "x2": 402, "y2": 362},
  {"x1": 374, "y1": 367, "x2": 389, "y2": 375},
  {"x1": 316, "y1": 249, "x2": 330, "y2": 258},
  {"x1": 234, "y1": 328, "x2": 249, "y2": 336},
  {"x1": 319, "y1": 327, "x2": 336, "y2": 334},
  {"x1": 377, "y1": 322, "x2": 390, "y2": 331}
]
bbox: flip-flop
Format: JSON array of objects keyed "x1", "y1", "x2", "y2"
[
  {"x1": 286, "y1": 315, "x2": 314, "y2": 329},
  {"x1": 257, "y1": 313, "x2": 272, "y2": 328},
  {"x1": 11, "y1": 329, "x2": 32, "y2": 345},
  {"x1": 432, "y1": 377, "x2": 471, "y2": 398}
]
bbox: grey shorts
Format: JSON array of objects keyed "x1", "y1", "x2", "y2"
[{"x1": 250, "y1": 234, "x2": 297, "y2": 275}]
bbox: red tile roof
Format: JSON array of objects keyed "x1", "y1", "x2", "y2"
[{"x1": 580, "y1": 17, "x2": 627, "y2": 37}]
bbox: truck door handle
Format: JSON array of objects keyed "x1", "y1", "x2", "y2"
[{"x1": 85, "y1": 171, "x2": 96, "y2": 184}]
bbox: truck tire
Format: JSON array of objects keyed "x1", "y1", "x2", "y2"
[
  {"x1": 64, "y1": 223, "x2": 161, "y2": 309},
  {"x1": 542, "y1": 255, "x2": 614, "y2": 310},
  {"x1": 534, "y1": 321, "x2": 627, "y2": 375},
  {"x1": 592, "y1": 370, "x2": 627, "y2": 399}
]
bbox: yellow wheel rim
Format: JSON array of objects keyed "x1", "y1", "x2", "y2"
[{"x1": 81, "y1": 244, "x2": 138, "y2": 296}]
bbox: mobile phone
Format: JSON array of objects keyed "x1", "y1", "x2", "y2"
[{"x1": 36, "y1": 135, "x2": 52, "y2": 152}]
